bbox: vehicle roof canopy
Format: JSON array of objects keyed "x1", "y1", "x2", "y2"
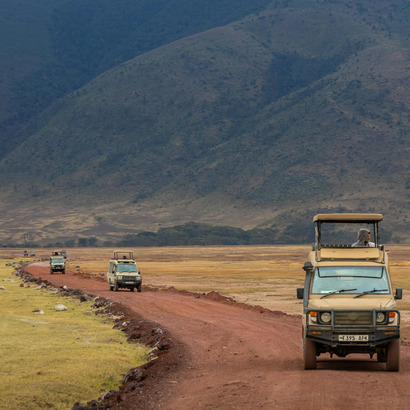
[
  {"x1": 313, "y1": 213, "x2": 383, "y2": 223},
  {"x1": 113, "y1": 250, "x2": 134, "y2": 260}
]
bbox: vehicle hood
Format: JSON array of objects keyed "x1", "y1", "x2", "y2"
[{"x1": 308, "y1": 296, "x2": 397, "y2": 310}]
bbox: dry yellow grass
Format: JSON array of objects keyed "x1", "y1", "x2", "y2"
[{"x1": 8, "y1": 244, "x2": 409, "y2": 318}]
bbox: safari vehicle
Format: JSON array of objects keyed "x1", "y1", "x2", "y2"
[
  {"x1": 107, "y1": 251, "x2": 142, "y2": 292},
  {"x1": 50, "y1": 251, "x2": 65, "y2": 274},
  {"x1": 297, "y1": 214, "x2": 402, "y2": 371}
]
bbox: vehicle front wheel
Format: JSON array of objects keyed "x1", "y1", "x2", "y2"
[
  {"x1": 377, "y1": 348, "x2": 387, "y2": 363},
  {"x1": 303, "y1": 338, "x2": 317, "y2": 370},
  {"x1": 114, "y1": 282, "x2": 119, "y2": 292},
  {"x1": 130, "y1": 287, "x2": 135, "y2": 292},
  {"x1": 137, "y1": 283, "x2": 142, "y2": 293},
  {"x1": 386, "y1": 339, "x2": 400, "y2": 372}
]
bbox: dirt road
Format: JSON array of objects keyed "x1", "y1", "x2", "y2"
[{"x1": 24, "y1": 263, "x2": 410, "y2": 409}]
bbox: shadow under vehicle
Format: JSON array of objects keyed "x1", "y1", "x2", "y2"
[
  {"x1": 297, "y1": 213, "x2": 402, "y2": 371},
  {"x1": 107, "y1": 251, "x2": 142, "y2": 292}
]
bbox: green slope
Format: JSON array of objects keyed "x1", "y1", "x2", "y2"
[
  {"x1": 0, "y1": 0, "x2": 271, "y2": 158},
  {"x1": 0, "y1": 0, "x2": 410, "y2": 244}
]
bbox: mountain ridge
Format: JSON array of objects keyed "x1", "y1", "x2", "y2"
[{"x1": 0, "y1": 0, "x2": 409, "y2": 245}]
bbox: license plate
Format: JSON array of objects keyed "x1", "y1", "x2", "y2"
[
  {"x1": 338, "y1": 334, "x2": 369, "y2": 342},
  {"x1": 125, "y1": 282, "x2": 135, "y2": 284}
]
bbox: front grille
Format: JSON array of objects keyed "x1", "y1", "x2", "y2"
[
  {"x1": 121, "y1": 275, "x2": 137, "y2": 281},
  {"x1": 334, "y1": 311, "x2": 373, "y2": 326}
]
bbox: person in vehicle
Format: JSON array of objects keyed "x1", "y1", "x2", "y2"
[{"x1": 351, "y1": 228, "x2": 375, "y2": 247}]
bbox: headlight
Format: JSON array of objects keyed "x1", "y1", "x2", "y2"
[
  {"x1": 117, "y1": 275, "x2": 122, "y2": 280},
  {"x1": 309, "y1": 311, "x2": 317, "y2": 323},
  {"x1": 376, "y1": 312, "x2": 385, "y2": 323},
  {"x1": 320, "y1": 312, "x2": 331, "y2": 323}
]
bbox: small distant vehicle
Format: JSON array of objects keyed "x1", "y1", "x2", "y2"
[
  {"x1": 30, "y1": 251, "x2": 35, "y2": 257},
  {"x1": 24, "y1": 250, "x2": 28, "y2": 257},
  {"x1": 107, "y1": 251, "x2": 142, "y2": 292},
  {"x1": 297, "y1": 213, "x2": 401, "y2": 371},
  {"x1": 50, "y1": 251, "x2": 65, "y2": 274}
]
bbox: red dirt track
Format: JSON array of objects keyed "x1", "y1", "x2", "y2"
[{"x1": 25, "y1": 263, "x2": 410, "y2": 409}]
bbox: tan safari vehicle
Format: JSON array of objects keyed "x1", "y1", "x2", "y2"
[
  {"x1": 297, "y1": 214, "x2": 402, "y2": 371},
  {"x1": 107, "y1": 251, "x2": 142, "y2": 292},
  {"x1": 50, "y1": 251, "x2": 66, "y2": 274}
]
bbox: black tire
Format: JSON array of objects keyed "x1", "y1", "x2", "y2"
[
  {"x1": 62, "y1": 269, "x2": 65, "y2": 275},
  {"x1": 303, "y1": 338, "x2": 317, "y2": 370},
  {"x1": 130, "y1": 287, "x2": 135, "y2": 292},
  {"x1": 114, "y1": 282, "x2": 119, "y2": 292},
  {"x1": 50, "y1": 270, "x2": 53, "y2": 275},
  {"x1": 137, "y1": 283, "x2": 142, "y2": 293},
  {"x1": 109, "y1": 284, "x2": 114, "y2": 291},
  {"x1": 386, "y1": 339, "x2": 400, "y2": 371},
  {"x1": 377, "y1": 348, "x2": 387, "y2": 363}
]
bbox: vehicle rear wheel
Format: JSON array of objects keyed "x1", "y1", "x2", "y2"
[
  {"x1": 303, "y1": 338, "x2": 317, "y2": 370},
  {"x1": 386, "y1": 339, "x2": 400, "y2": 372}
]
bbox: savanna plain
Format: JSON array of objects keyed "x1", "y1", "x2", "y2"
[{"x1": 2, "y1": 244, "x2": 410, "y2": 409}]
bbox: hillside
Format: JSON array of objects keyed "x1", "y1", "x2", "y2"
[
  {"x1": 0, "y1": 0, "x2": 409, "y2": 245},
  {"x1": 0, "y1": 0, "x2": 270, "y2": 157}
]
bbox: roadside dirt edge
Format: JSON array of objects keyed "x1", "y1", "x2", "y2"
[{"x1": 17, "y1": 266, "x2": 188, "y2": 410}]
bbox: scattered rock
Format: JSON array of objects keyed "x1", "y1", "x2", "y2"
[
  {"x1": 54, "y1": 304, "x2": 68, "y2": 311},
  {"x1": 99, "y1": 390, "x2": 120, "y2": 401},
  {"x1": 72, "y1": 402, "x2": 87, "y2": 410},
  {"x1": 123, "y1": 367, "x2": 146, "y2": 384}
]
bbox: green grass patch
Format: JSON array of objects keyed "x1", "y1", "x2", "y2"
[{"x1": 0, "y1": 259, "x2": 150, "y2": 409}]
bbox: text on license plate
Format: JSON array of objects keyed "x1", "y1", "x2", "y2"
[{"x1": 338, "y1": 334, "x2": 369, "y2": 342}]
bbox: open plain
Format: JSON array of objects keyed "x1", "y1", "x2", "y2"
[{"x1": 12, "y1": 245, "x2": 410, "y2": 408}]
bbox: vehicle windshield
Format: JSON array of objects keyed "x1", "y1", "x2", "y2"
[
  {"x1": 52, "y1": 257, "x2": 64, "y2": 263},
  {"x1": 117, "y1": 264, "x2": 138, "y2": 273},
  {"x1": 311, "y1": 266, "x2": 390, "y2": 295}
]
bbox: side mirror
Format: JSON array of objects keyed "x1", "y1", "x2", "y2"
[
  {"x1": 303, "y1": 261, "x2": 313, "y2": 273},
  {"x1": 297, "y1": 288, "x2": 304, "y2": 299},
  {"x1": 395, "y1": 288, "x2": 403, "y2": 300}
]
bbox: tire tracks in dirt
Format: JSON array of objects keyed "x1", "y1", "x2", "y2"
[{"x1": 23, "y1": 263, "x2": 410, "y2": 409}]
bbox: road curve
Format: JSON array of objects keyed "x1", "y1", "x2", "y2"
[{"x1": 24, "y1": 263, "x2": 410, "y2": 409}]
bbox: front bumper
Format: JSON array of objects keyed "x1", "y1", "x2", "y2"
[
  {"x1": 305, "y1": 308, "x2": 400, "y2": 347},
  {"x1": 116, "y1": 277, "x2": 142, "y2": 287}
]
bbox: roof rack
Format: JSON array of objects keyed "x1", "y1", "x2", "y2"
[{"x1": 313, "y1": 213, "x2": 383, "y2": 223}]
